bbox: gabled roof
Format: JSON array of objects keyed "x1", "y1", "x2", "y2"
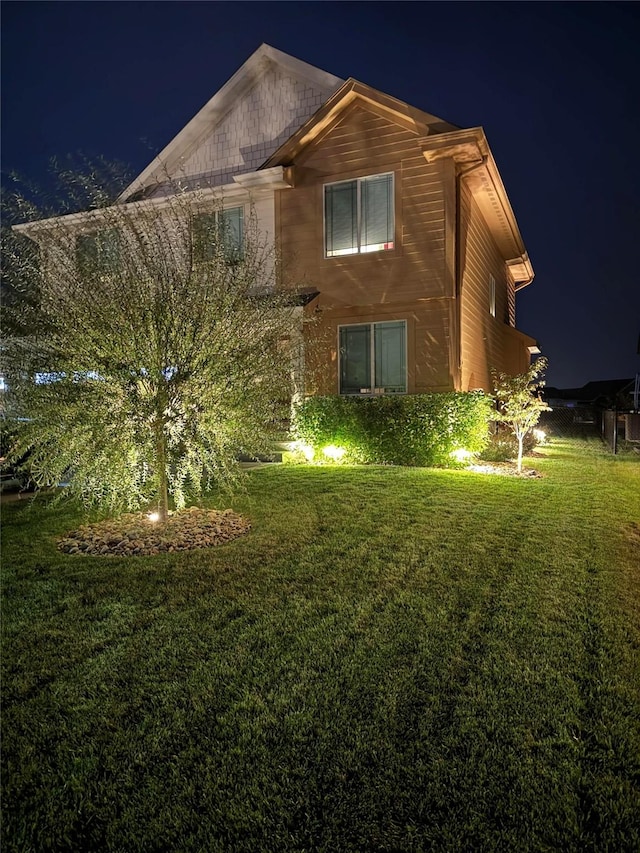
[
  {"x1": 119, "y1": 44, "x2": 343, "y2": 202},
  {"x1": 262, "y1": 78, "x2": 459, "y2": 166},
  {"x1": 262, "y1": 80, "x2": 533, "y2": 287}
]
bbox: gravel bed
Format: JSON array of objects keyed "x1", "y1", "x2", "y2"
[
  {"x1": 467, "y1": 462, "x2": 543, "y2": 477},
  {"x1": 58, "y1": 507, "x2": 250, "y2": 557}
]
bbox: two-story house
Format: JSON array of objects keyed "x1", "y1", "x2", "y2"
[{"x1": 105, "y1": 44, "x2": 540, "y2": 396}]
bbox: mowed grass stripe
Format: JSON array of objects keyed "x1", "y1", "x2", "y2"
[{"x1": 1, "y1": 438, "x2": 639, "y2": 851}]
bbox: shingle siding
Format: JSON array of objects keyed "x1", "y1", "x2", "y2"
[{"x1": 152, "y1": 66, "x2": 333, "y2": 195}]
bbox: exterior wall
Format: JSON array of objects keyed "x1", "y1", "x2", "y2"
[
  {"x1": 278, "y1": 103, "x2": 458, "y2": 394},
  {"x1": 165, "y1": 66, "x2": 334, "y2": 192},
  {"x1": 304, "y1": 298, "x2": 454, "y2": 396},
  {"x1": 459, "y1": 182, "x2": 526, "y2": 390}
]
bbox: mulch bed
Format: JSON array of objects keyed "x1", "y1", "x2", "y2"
[{"x1": 58, "y1": 507, "x2": 251, "y2": 557}]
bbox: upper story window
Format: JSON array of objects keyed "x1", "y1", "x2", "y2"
[
  {"x1": 489, "y1": 273, "x2": 496, "y2": 318},
  {"x1": 339, "y1": 320, "x2": 406, "y2": 395},
  {"x1": 325, "y1": 173, "x2": 394, "y2": 257},
  {"x1": 76, "y1": 229, "x2": 121, "y2": 276},
  {"x1": 193, "y1": 207, "x2": 244, "y2": 263}
]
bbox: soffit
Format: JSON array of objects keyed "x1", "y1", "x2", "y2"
[{"x1": 422, "y1": 128, "x2": 534, "y2": 287}]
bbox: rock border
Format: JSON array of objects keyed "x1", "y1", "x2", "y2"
[{"x1": 58, "y1": 507, "x2": 251, "y2": 557}]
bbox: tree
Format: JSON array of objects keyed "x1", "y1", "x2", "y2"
[
  {"x1": 491, "y1": 357, "x2": 551, "y2": 474},
  {"x1": 2, "y1": 169, "x2": 301, "y2": 520}
]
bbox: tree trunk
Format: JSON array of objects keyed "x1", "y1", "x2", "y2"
[
  {"x1": 517, "y1": 433, "x2": 524, "y2": 474},
  {"x1": 153, "y1": 384, "x2": 169, "y2": 522}
]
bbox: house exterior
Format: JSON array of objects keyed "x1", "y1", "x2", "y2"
[{"x1": 53, "y1": 45, "x2": 541, "y2": 398}]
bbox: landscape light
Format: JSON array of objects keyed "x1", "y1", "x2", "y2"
[
  {"x1": 292, "y1": 441, "x2": 315, "y2": 462},
  {"x1": 322, "y1": 444, "x2": 346, "y2": 461},
  {"x1": 450, "y1": 448, "x2": 473, "y2": 462},
  {"x1": 147, "y1": 511, "x2": 160, "y2": 523}
]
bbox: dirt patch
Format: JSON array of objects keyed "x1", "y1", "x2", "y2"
[
  {"x1": 58, "y1": 507, "x2": 250, "y2": 557},
  {"x1": 624, "y1": 522, "x2": 640, "y2": 548}
]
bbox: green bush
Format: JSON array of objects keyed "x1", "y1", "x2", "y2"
[
  {"x1": 292, "y1": 392, "x2": 492, "y2": 467},
  {"x1": 480, "y1": 425, "x2": 537, "y2": 463}
]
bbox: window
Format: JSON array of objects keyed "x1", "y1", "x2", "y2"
[
  {"x1": 489, "y1": 273, "x2": 496, "y2": 318},
  {"x1": 76, "y1": 229, "x2": 121, "y2": 275},
  {"x1": 339, "y1": 320, "x2": 406, "y2": 394},
  {"x1": 325, "y1": 173, "x2": 394, "y2": 257},
  {"x1": 193, "y1": 207, "x2": 244, "y2": 262}
]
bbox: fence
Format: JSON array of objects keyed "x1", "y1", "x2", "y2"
[
  {"x1": 539, "y1": 406, "x2": 640, "y2": 454},
  {"x1": 538, "y1": 407, "x2": 599, "y2": 440}
]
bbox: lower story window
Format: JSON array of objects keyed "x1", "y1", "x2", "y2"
[{"x1": 339, "y1": 320, "x2": 407, "y2": 394}]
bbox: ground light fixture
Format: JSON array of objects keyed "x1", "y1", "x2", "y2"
[
  {"x1": 322, "y1": 444, "x2": 346, "y2": 461},
  {"x1": 450, "y1": 448, "x2": 473, "y2": 462}
]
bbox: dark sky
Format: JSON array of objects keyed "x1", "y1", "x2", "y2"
[{"x1": 3, "y1": 1, "x2": 639, "y2": 388}]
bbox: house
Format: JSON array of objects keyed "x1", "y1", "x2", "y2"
[
  {"x1": 21, "y1": 44, "x2": 539, "y2": 399},
  {"x1": 116, "y1": 44, "x2": 539, "y2": 398}
]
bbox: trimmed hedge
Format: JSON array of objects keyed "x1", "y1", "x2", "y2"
[{"x1": 292, "y1": 392, "x2": 492, "y2": 467}]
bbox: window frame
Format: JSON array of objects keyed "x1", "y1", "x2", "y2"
[
  {"x1": 193, "y1": 205, "x2": 245, "y2": 263},
  {"x1": 337, "y1": 319, "x2": 407, "y2": 396},
  {"x1": 76, "y1": 228, "x2": 122, "y2": 276},
  {"x1": 323, "y1": 172, "x2": 395, "y2": 259}
]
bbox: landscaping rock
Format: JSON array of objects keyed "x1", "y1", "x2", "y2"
[{"x1": 57, "y1": 508, "x2": 251, "y2": 557}]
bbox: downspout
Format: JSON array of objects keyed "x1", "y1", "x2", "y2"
[{"x1": 454, "y1": 157, "x2": 488, "y2": 388}]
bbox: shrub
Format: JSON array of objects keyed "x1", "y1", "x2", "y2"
[
  {"x1": 480, "y1": 426, "x2": 537, "y2": 463},
  {"x1": 292, "y1": 392, "x2": 492, "y2": 467}
]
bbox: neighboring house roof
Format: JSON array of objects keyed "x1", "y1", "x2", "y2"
[
  {"x1": 545, "y1": 378, "x2": 635, "y2": 406},
  {"x1": 119, "y1": 44, "x2": 344, "y2": 202}
]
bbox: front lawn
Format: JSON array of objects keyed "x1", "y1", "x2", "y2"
[{"x1": 2, "y1": 439, "x2": 639, "y2": 851}]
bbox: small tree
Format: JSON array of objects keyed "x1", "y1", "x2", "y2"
[
  {"x1": 491, "y1": 357, "x2": 551, "y2": 473},
  {"x1": 2, "y1": 168, "x2": 300, "y2": 519}
]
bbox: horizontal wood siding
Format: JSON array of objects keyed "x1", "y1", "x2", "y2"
[
  {"x1": 277, "y1": 102, "x2": 457, "y2": 394},
  {"x1": 459, "y1": 183, "x2": 516, "y2": 390}
]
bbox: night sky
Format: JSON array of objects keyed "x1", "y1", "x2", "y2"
[{"x1": 3, "y1": 1, "x2": 639, "y2": 388}]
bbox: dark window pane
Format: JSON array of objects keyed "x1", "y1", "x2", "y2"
[
  {"x1": 340, "y1": 324, "x2": 371, "y2": 393},
  {"x1": 193, "y1": 214, "x2": 217, "y2": 262},
  {"x1": 361, "y1": 174, "x2": 393, "y2": 251},
  {"x1": 325, "y1": 182, "x2": 357, "y2": 256},
  {"x1": 219, "y1": 207, "x2": 244, "y2": 259},
  {"x1": 76, "y1": 229, "x2": 120, "y2": 275},
  {"x1": 374, "y1": 321, "x2": 406, "y2": 392}
]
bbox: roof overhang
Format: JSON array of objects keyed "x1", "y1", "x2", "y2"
[
  {"x1": 262, "y1": 78, "x2": 459, "y2": 169},
  {"x1": 421, "y1": 127, "x2": 534, "y2": 289},
  {"x1": 13, "y1": 166, "x2": 294, "y2": 240}
]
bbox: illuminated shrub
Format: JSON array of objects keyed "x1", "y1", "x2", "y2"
[{"x1": 292, "y1": 392, "x2": 492, "y2": 467}]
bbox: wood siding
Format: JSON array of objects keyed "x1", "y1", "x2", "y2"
[
  {"x1": 277, "y1": 103, "x2": 458, "y2": 394},
  {"x1": 304, "y1": 299, "x2": 454, "y2": 396},
  {"x1": 459, "y1": 182, "x2": 527, "y2": 390}
]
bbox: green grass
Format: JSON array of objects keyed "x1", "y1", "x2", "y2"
[{"x1": 2, "y1": 438, "x2": 639, "y2": 852}]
